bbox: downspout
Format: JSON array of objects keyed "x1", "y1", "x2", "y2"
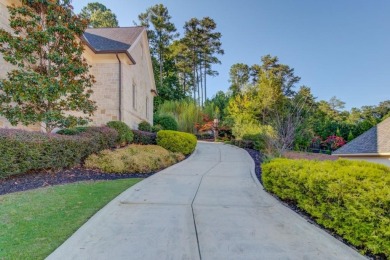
[{"x1": 116, "y1": 54, "x2": 122, "y2": 121}]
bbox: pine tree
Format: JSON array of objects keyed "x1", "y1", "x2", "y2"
[
  {"x1": 80, "y1": 2, "x2": 118, "y2": 28},
  {"x1": 138, "y1": 4, "x2": 178, "y2": 88}
]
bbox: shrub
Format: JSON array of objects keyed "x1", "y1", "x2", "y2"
[
  {"x1": 324, "y1": 135, "x2": 346, "y2": 151},
  {"x1": 85, "y1": 145, "x2": 185, "y2": 173},
  {"x1": 230, "y1": 139, "x2": 255, "y2": 149},
  {"x1": 154, "y1": 114, "x2": 178, "y2": 131},
  {"x1": 138, "y1": 121, "x2": 152, "y2": 132},
  {"x1": 152, "y1": 124, "x2": 163, "y2": 133},
  {"x1": 56, "y1": 126, "x2": 87, "y2": 135},
  {"x1": 107, "y1": 121, "x2": 133, "y2": 145},
  {"x1": 132, "y1": 130, "x2": 157, "y2": 145},
  {"x1": 0, "y1": 127, "x2": 118, "y2": 177},
  {"x1": 82, "y1": 127, "x2": 118, "y2": 154},
  {"x1": 262, "y1": 159, "x2": 390, "y2": 257},
  {"x1": 157, "y1": 130, "x2": 197, "y2": 155}
]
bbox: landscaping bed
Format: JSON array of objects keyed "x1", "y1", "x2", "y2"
[
  {"x1": 244, "y1": 148, "x2": 263, "y2": 184},
  {"x1": 0, "y1": 168, "x2": 153, "y2": 196}
]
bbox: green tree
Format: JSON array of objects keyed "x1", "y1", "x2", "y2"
[
  {"x1": 199, "y1": 17, "x2": 224, "y2": 103},
  {"x1": 251, "y1": 55, "x2": 300, "y2": 96},
  {"x1": 80, "y1": 2, "x2": 118, "y2": 28},
  {"x1": 182, "y1": 17, "x2": 223, "y2": 105},
  {"x1": 138, "y1": 4, "x2": 178, "y2": 87},
  {"x1": 0, "y1": 0, "x2": 96, "y2": 133},
  {"x1": 229, "y1": 63, "x2": 250, "y2": 95}
]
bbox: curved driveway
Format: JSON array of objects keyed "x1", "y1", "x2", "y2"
[{"x1": 48, "y1": 142, "x2": 364, "y2": 260}]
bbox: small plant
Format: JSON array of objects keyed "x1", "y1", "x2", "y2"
[
  {"x1": 154, "y1": 115, "x2": 178, "y2": 131},
  {"x1": 347, "y1": 130, "x2": 354, "y2": 142},
  {"x1": 138, "y1": 121, "x2": 152, "y2": 132},
  {"x1": 107, "y1": 121, "x2": 133, "y2": 145},
  {"x1": 157, "y1": 130, "x2": 197, "y2": 155}
]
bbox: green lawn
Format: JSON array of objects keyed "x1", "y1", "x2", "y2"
[{"x1": 0, "y1": 178, "x2": 142, "y2": 260}]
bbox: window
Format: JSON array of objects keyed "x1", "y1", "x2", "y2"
[{"x1": 132, "y1": 84, "x2": 136, "y2": 110}]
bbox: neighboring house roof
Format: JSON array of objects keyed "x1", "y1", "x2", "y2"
[
  {"x1": 82, "y1": 26, "x2": 145, "y2": 64},
  {"x1": 333, "y1": 117, "x2": 390, "y2": 155}
]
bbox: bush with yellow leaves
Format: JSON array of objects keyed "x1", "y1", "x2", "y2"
[
  {"x1": 85, "y1": 145, "x2": 184, "y2": 173},
  {"x1": 262, "y1": 158, "x2": 390, "y2": 257}
]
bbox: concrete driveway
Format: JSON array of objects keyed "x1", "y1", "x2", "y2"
[{"x1": 47, "y1": 142, "x2": 364, "y2": 260}]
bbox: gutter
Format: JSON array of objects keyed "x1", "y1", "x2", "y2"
[{"x1": 116, "y1": 54, "x2": 122, "y2": 121}]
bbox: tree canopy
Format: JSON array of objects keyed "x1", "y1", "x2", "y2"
[{"x1": 80, "y1": 2, "x2": 118, "y2": 28}]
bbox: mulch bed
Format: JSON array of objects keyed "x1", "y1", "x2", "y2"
[
  {"x1": 0, "y1": 168, "x2": 154, "y2": 196},
  {"x1": 244, "y1": 148, "x2": 263, "y2": 184}
]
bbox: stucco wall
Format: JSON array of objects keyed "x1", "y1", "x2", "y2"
[{"x1": 341, "y1": 156, "x2": 390, "y2": 167}]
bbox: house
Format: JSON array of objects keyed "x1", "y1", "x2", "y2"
[
  {"x1": 0, "y1": 0, "x2": 156, "y2": 131},
  {"x1": 333, "y1": 117, "x2": 390, "y2": 167}
]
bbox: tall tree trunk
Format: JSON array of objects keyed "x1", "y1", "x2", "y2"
[
  {"x1": 159, "y1": 48, "x2": 163, "y2": 87},
  {"x1": 196, "y1": 64, "x2": 200, "y2": 106},
  {"x1": 199, "y1": 63, "x2": 204, "y2": 107},
  {"x1": 204, "y1": 59, "x2": 207, "y2": 103},
  {"x1": 193, "y1": 63, "x2": 196, "y2": 103}
]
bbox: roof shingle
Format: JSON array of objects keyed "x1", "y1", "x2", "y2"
[
  {"x1": 333, "y1": 117, "x2": 390, "y2": 155},
  {"x1": 82, "y1": 27, "x2": 145, "y2": 54}
]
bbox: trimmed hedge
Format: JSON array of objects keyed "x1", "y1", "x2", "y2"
[
  {"x1": 157, "y1": 130, "x2": 197, "y2": 155},
  {"x1": 132, "y1": 130, "x2": 157, "y2": 145},
  {"x1": 107, "y1": 121, "x2": 133, "y2": 145},
  {"x1": 0, "y1": 127, "x2": 118, "y2": 177},
  {"x1": 262, "y1": 158, "x2": 390, "y2": 257}
]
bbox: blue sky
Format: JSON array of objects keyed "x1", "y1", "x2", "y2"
[{"x1": 72, "y1": 0, "x2": 390, "y2": 110}]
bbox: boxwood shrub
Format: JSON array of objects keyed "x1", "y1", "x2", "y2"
[
  {"x1": 262, "y1": 158, "x2": 390, "y2": 257},
  {"x1": 107, "y1": 121, "x2": 133, "y2": 145},
  {"x1": 157, "y1": 130, "x2": 197, "y2": 155},
  {"x1": 138, "y1": 121, "x2": 152, "y2": 132},
  {"x1": 0, "y1": 127, "x2": 118, "y2": 178}
]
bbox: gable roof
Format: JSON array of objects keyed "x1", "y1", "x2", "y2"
[
  {"x1": 82, "y1": 27, "x2": 145, "y2": 64},
  {"x1": 333, "y1": 117, "x2": 390, "y2": 155}
]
